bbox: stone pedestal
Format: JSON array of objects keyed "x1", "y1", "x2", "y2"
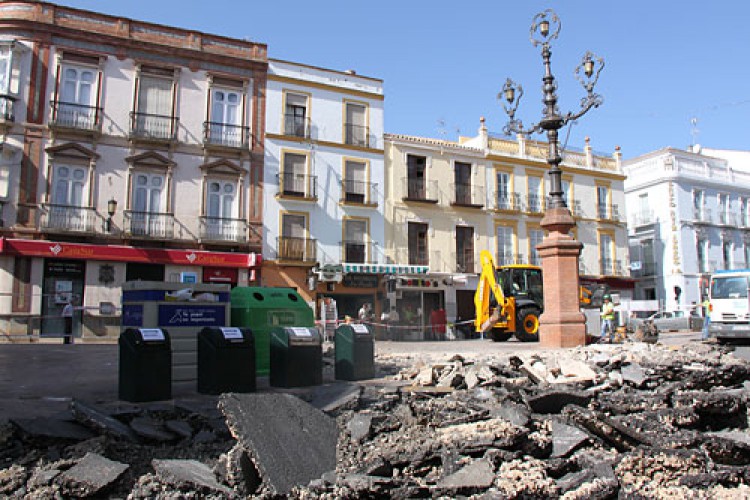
[{"x1": 537, "y1": 207, "x2": 587, "y2": 347}]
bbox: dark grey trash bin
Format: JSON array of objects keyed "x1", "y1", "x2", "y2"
[
  {"x1": 335, "y1": 323, "x2": 375, "y2": 381},
  {"x1": 119, "y1": 328, "x2": 171, "y2": 402},
  {"x1": 270, "y1": 326, "x2": 322, "y2": 387},
  {"x1": 197, "y1": 327, "x2": 256, "y2": 395}
]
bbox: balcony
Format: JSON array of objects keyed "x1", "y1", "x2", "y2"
[
  {"x1": 450, "y1": 183, "x2": 484, "y2": 208},
  {"x1": 0, "y1": 94, "x2": 15, "y2": 124},
  {"x1": 599, "y1": 259, "x2": 626, "y2": 276},
  {"x1": 284, "y1": 114, "x2": 311, "y2": 139},
  {"x1": 39, "y1": 204, "x2": 97, "y2": 233},
  {"x1": 340, "y1": 179, "x2": 377, "y2": 206},
  {"x1": 129, "y1": 111, "x2": 178, "y2": 142},
  {"x1": 718, "y1": 211, "x2": 737, "y2": 226},
  {"x1": 526, "y1": 194, "x2": 544, "y2": 214},
  {"x1": 693, "y1": 207, "x2": 712, "y2": 224},
  {"x1": 49, "y1": 101, "x2": 101, "y2": 133},
  {"x1": 199, "y1": 216, "x2": 248, "y2": 244},
  {"x1": 632, "y1": 210, "x2": 655, "y2": 227},
  {"x1": 342, "y1": 240, "x2": 374, "y2": 264},
  {"x1": 597, "y1": 204, "x2": 623, "y2": 222},
  {"x1": 123, "y1": 210, "x2": 175, "y2": 239},
  {"x1": 277, "y1": 236, "x2": 316, "y2": 262},
  {"x1": 492, "y1": 192, "x2": 521, "y2": 211},
  {"x1": 529, "y1": 254, "x2": 542, "y2": 266},
  {"x1": 402, "y1": 177, "x2": 439, "y2": 204},
  {"x1": 277, "y1": 172, "x2": 317, "y2": 200},
  {"x1": 453, "y1": 250, "x2": 475, "y2": 273},
  {"x1": 203, "y1": 122, "x2": 251, "y2": 149},
  {"x1": 344, "y1": 123, "x2": 369, "y2": 147}
]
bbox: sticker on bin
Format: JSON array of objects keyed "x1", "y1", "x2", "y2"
[
  {"x1": 290, "y1": 327, "x2": 313, "y2": 336},
  {"x1": 352, "y1": 324, "x2": 369, "y2": 334},
  {"x1": 139, "y1": 328, "x2": 166, "y2": 341},
  {"x1": 220, "y1": 327, "x2": 244, "y2": 340}
]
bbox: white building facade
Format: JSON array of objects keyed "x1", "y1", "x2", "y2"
[
  {"x1": 624, "y1": 147, "x2": 750, "y2": 310},
  {"x1": 263, "y1": 60, "x2": 385, "y2": 319}
]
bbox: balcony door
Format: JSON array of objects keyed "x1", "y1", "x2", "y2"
[
  {"x1": 285, "y1": 93, "x2": 308, "y2": 137},
  {"x1": 282, "y1": 153, "x2": 307, "y2": 197},
  {"x1": 345, "y1": 102, "x2": 366, "y2": 146},
  {"x1": 408, "y1": 221, "x2": 429, "y2": 266},
  {"x1": 344, "y1": 160, "x2": 366, "y2": 203},
  {"x1": 281, "y1": 213, "x2": 307, "y2": 260},
  {"x1": 454, "y1": 162, "x2": 472, "y2": 205},
  {"x1": 344, "y1": 219, "x2": 367, "y2": 263},
  {"x1": 456, "y1": 226, "x2": 474, "y2": 272},
  {"x1": 51, "y1": 165, "x2": 87, "y2": 230},
  {"x1": 210, "y1": 89, "x2": 242, "y2": 146},
  {"x1": 59, "y1": 66, "x2": 96, "y2": 128},
  {"x1": 206, "y1": 180, "x2": 236, "y2": 240},
  {"x1": 136, "y1": 75, "x2": 173, "y2": 138},
  {"x1": 132, "y1": 173, "x2": 165, "y2": 236},
  {"x1": 407, "y1": 155, "x2": 427, "y2": 199}
]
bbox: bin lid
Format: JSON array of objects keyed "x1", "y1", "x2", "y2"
[
  {"x1": 336, "y1": 323, "x2": 372, "y2": 338},
  {"x1": 136, "y1": 328, "x2": 167, "y2": 342},
  {"x1": 272, "y1": 326, "x2": 321, "y2": 346},
  {"x1": 199, "y1": 326, "x2": 253, "y2": 345}
]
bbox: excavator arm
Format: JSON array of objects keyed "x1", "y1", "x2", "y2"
[{"x1": 474, "y1": 250, "x2": 508, "y2": 335}]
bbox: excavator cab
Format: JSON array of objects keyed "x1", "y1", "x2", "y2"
[{"x1": 498, "y1": 266, "x2": 544, "y2": 309}]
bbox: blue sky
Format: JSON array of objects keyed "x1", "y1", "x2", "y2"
[{"x1": 56, "y1": 1, "x2": 750, "y2": 159}]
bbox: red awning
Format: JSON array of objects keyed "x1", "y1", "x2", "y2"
[{"x1": 0, "y1": 238, "x2": 262, "y2": 269}]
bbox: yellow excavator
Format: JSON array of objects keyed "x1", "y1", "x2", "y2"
[{"x1": 474, "y1": 250, "x2": 544, "y2": 342}]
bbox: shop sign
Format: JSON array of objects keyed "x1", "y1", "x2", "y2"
[{"x1": 342, "y1": 273, "x2": 379, "y2": 288}]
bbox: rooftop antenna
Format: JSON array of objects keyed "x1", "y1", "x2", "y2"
[{"x1": 690, "y1": 117, "x2": 700, "y2": 151}]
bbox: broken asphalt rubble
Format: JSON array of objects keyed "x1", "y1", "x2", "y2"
[{"x1": 1, "y1": 341, "x2": 749, "y2": 498}]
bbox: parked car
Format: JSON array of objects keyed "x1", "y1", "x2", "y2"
[{"x1": 648, "y1": 310, "x2": 703, "y2": 332}]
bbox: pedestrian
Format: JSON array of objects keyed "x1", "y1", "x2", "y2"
[
  {"x1": 62, "y1": 296, "x2": 74, "y2": 344},
  {"x1": 600, "y1": 294, "x2": 615, "y2": 343},
  {"x1": 358, "y1": 302, "x2": 373, "y2": 324},
  {"x1": 701, "y1": 295, "x2": 711, "y2": 340},
  {"x1": 430, "y1": 306, "x2": 447, "y2": 341},
  {"x1": 319, "y1": 297, "x2": 338, "y2": 342}
]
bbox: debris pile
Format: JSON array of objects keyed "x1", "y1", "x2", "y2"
[{"x1": 0, "y1": 341, "x2": 749, "y2": 498}]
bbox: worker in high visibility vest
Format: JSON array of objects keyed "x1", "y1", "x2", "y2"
[
  {"x1": 701, "y1": 295, "x2": 711, "y2": 341},
  {"x1": 600, "y1": 294, "x2": 615, "y2": 342}
]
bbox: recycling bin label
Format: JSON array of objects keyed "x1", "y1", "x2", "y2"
[{"x1": 158, "y1": 304, "x2": 226, "y2": 327}]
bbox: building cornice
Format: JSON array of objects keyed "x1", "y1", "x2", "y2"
[{"x1": 268, "y1": 74, "x2": 384, "y2": 101}]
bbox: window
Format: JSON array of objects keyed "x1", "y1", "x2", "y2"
[
  {"x1": 527, "y1": 176, "x2": 542, "y2": 213},
  {"x1": 343, "y1": 218, "x2": 368, "y2": 263},
  {"x1": 638, "y1": 193, "x2": 649, "y2": 223},
  {"x1": 496, "y1": 170, "x2": 512, "y2": 209},
  {"x1": 693, "y1": 190, "x2": 705, "y2": 219},
  {"x1": 697, "y1": 238, "x2": 709, "y2": 273},
  {"x1": 597, "y1": 185, "x2": 610, "y2": 219},
  {"x1": 207, "y1": 88, "x2": 243, "y2": 147},
  {"x1": 406, "y1": 154, "x2": 427, "y2": 199},
  {"x1": 529, "y1": 229, "x2": 544, "y2": 266},
  {"x1": 284, "y1": 93, "x2": 308, "y2": 137},
  {"x1": 454, "y1": 162, "x2": 472, "y2": 205},
  {"x1": 456, "y1": 226, "x2": 474, "y2": 272},
  {"x1": 745, "y1": 243, "x2": 750, "y2": 268},
  {"x1": 561, "y1": 178, "x2": 571, "y2": 207},
  {"x1": 204, "y1": 180, "x2": 239, "y2": 241},
  {"x1": 281, "y1": 152, "x2": 309, "y2": 197},
  {"x1": 600, "y1": 233, "x2": 613, "y2": 274},
  {"x1": 0, "y1": 45, "x2": 11, "y2": 94},
  {"x1": 408, "y1": 222, "x2": 429, "y2": 266},
  {"x1": 56, "y1": 65, "x2": 97, "y2": 129},
  {"x1": 134, "y1": 72, "x2": 175, "y2": 139},
  {"x1": 52, "y1": 165, "x2": 86, "y2": 207},
  {"x1": 344, "y1": 160, "x2": 367, "y2": 203},
  {"x1": 723, "y1": 239, "x2": 732, "y2": 269},
  {"x1": 280, "y1": 213, "x2": 309, "y2": 261},
  {"x1": 344, "y1": 101, "x2": 367, "y2": 146},
  {"x1": 740, "y1": 198, "x2": 747, "y2": 227},
  {"x1": 719, "y1": 194, "x2": 728, "y2": 224},
  {"x1": 496, "y1": 225, "x2": 514, "y2": 266},
  {"x1": 131, "y1": 172, "x2": 165, "y2": 236}
]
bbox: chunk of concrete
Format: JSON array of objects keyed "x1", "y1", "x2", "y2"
[
  {"x1": 165, "y1": 419, "x2": 193, "y2": 439},
  {"x1": 347, "y1": 413, "x2": 373, "y2": 443},
  {"x1": 620, "y1": 363, "x2": 647, "y2": 387},
  {"x1": 525, "y1": 390, "x2": 592, "y2": 414},
  {"x1": 437, "y1": 459, "x2": 495, "y2": 490},
  {"x1": 219, "y1": 393, "x2": 337, "y2": 495},
  {"x1": 550, "y1": 419, "x2": 589, "y2": 457},
  {"x1": 11, "y1": 417, "x2": 95, "y2": 441},
  {"x1": 152, "y1": 459, "x2": 233, "y2": 496},
  {"x1": 70, "y1": 399, "x2": 139, "y2": 442},
  {"x1": 59, "y1": 452, "x2": 128, "y2": 497},
  {"x1": 130, "y1": 416, "x2": 176, "y2": 442}
]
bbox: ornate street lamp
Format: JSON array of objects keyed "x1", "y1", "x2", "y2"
[
  {"x1": 499, "y1": 9, "x2": 605, "y2": 347},
  {"x1": 106, "y1": 198, "x2": 117, "y2": 232}
]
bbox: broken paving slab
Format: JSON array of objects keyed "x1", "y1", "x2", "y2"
[
  {"x1": 129, "y1": 416, "x2": 177, "y2": 442},
  {"x1": 11, "y1": 417, "x2": 95, "y2": 441},
  {"x1": 152, "y1": 458, "x2": 234, "y2": 496},
  {"x1": 620, "y1": 363, "x2": 648, "y2": 386},
  {"x1": 525, "y1": 390, "x2": 592, "y2": 414},
  {"x1": 437, "y1": 459, "x2": 495, "y2": 491},
  {"x1": 70, "y1": 399, "x2": 139, "y2": 443},
  {"x1": 219, "y1": 393, "x2": 337, "y2": 495},
  {"x1": 59, "y1": 452, "x2": 128, "y2": 497},
  {"x1": 549, "y1": 419, "x2": 590, "y2": 457},
  {"x1": 347, "y1": 413, "x2": 373, "y2": 443}
]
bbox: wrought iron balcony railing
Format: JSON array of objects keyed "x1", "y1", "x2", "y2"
[
  {"x1": 453, "y1": 250, "x2": 476, "y2": 273},
  {"x1": 632, "y1": 210, "x2": 655, "y2": 227},
  {"x1": 277, "y1": 172, "x2": 317, "y2": 199},
  {"x1": 277, "y1": 236, "x2": 317, "y2": 262},
  {"x1": 402, "y1": 177, "x2": 439, "y2": 203},
  {"x1": 129, "y1": 111, "x2": 178, "y2": 141},
  {"x1": 50, "y1": 101, "x2": 101, "y2": 131},
  {"x1": 526, "y1": 194, "x2": 544, "y2": 214},
  {"x1": 344, "y1": 123, "x2": 369, "y2": 147},
  {"x1": 39, "y1": 203, "x2": 97, "y2": 233},
  {"x1": 203, "y1": 121, "x2": 251, "y2": 149},
  {"x1": 124, "y1": 210, "x2": 175, "y2": 239},
  {"x1": 342, "y1": 240, "x2": 374, "y2": 264},
  {"x1": 493, "y1": 192, "x2": 521, "y2": 211},
  {"x1": 0, "y1": 94, "x2": 15, "y2": 122},
  {"x1": 529, "y1": 254, "x2": 542, "y2": 266},
  {"x1": 199, "y1": 216, "x2": 248, "y2": 243},
  {"x1": 451, "y1": 182, "x2": 484, "y2": 207},
  {"x1": 600, "y1": 258, "x2": 614, "y2": 276},
  {"x1": 284, "y1": 114, "x2": 311, "y2": 138},
  {"x1": 496, "y1": 253, "x2": 524, "y2": 266},
  {"x1": 693, "y1": 207, "x2": 712, "y2": 224},
  {"x1": 340, "y1": 179, "x2": 377, "y2": 205}
]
